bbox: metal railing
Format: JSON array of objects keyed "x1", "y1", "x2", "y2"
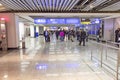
[{"x1": 90, "y1": 40, "x2": 120, "y2": 80}]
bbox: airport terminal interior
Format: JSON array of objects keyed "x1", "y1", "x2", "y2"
[{"x1": 0, "y1": 0, "x2": 120, "y2": 80}]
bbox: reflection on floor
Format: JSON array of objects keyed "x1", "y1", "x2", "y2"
[{"x1": 0, "y1": 36, "x2": 115, "y2": 80}]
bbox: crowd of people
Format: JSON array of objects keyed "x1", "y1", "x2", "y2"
[
  {"x1": 43, "y1": 28, "x2": 88, "y2": 46},
  {"x1": 42, "y1": 27, "x2": 120, "y2": 47}
]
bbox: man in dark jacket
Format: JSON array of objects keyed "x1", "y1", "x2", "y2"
[
  {"x1": 76, "y1": 30, "x2": 80, "y2": 41},
  {"x1": 115, "y1": 28, "x2": 120, "y2": 42},
  {"x1": 79, "y1": 29, "x2": 86, "y2": 46},
  {"x1": 43, "y1": 29, "x2": 50, "y2": 42},
  {"x1": 55, "y1": 30, "x2": 59, "y2": 40}
]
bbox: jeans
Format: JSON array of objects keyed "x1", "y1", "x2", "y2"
[
  {"x1": 79, "y1": 38, "x2": 85, "y2": 46},
  {"x1": 60, "y1": 36, "x2": 64, "y2": 41}
]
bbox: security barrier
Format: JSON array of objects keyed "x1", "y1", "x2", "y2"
[{"x1": 90, "y1": 40, "x2": 120, "y2": 80}]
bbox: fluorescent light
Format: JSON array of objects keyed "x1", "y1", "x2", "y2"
[
  {"x1": 0, "y1": 4, "x2": 2, "y2": 6},
  {"x1": 3, "y1": 75, "x2": 8, "y2": 78},
  {"x1": 90, "y1": 4, "x2": 94, "y2": 9}
]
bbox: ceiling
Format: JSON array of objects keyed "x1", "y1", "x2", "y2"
[
  {"x1": 16, "y1": 13, "x2": 120, "y2": 23},
  {"x1": 0, "y1": 0, "x2": 120, "y2": 13},
  {"x1": 0, "y1": 0, "x2": 120, "y2": 23}
]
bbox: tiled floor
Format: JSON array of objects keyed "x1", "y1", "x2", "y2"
[{"x1": 0, "y1": 36, "x2": 117, "y2": 80}]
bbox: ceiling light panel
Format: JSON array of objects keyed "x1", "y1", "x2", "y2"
[
  {"x1": 37, "y1": 0, "x2": 44, "y2": 11},
  {"x1": 68, "y1": 0, "x2": 80, "y2": 11},
  {"x1": 32, "y1": 0, "x2": 41, "y2": 11},
  {"x1": 44, "y1": 0, "x2": 49, "y2": 11},
  {"x1": 26, "y1": 0, "x2": 36, "y2": 11},
  {"x1": 66, "y1": 0, "x2": 77, "y2": 10},
  {"x1": 49, "y1": 0, "x2": 52, "y2": 10},
  {"x1": 82, "y1": 0, "x2": 107, "y2": 11},
  {"x1": 41, "y1": 0, "x2": 46, "y2": 11},
  {"x1": 64, "y1": 0, "x2": 72, "y2": 11},
  {"x1": 100, "y1": 1, "x2": 120, "y2": 11},
  {"x1": 0, "y1": 0, "x2": 19, "y2": 10},
  {"x1": 60, "y1": 0, "x2": 68, "y2": 10},
  {"x1": 18, "y1": 0, "x2": 30, "y2": 10},
  {"x1": 58, "y1": 0, "x2": 64, "y2": 11},
  {"x1": 11, "y1": 1, "x2": 21, "y2": 10},
  {"x1": 23, "y1": 0, "x2": 34, "y2": 11},
  {"x1": 0, "y1": 3, "x2": 2, "y2": 6},
  {"x1": 3, "y1": 0, "x2": 18, "y2": 10},
  {"x1": 36, "y1": 0, "x2": 43, "y2": 11},
  {"x1": 52, "y1": 0, "x2": 55, "y2": 11},
  {"x1": 55, "y1": 0, "x2": 60, "y2": 11},
  {"x1": 0, "y1": 1, "x2": 11, "y2": 10},
  {"x1": 0, "y1": 0, "x2": 80, "y2": 12},
  {"x1": 13, "y1": 0, "x2": 27, "y2": 10}
]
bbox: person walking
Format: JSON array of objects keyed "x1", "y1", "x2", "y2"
[
  {"x1": 55, "y1": 30, "x2": 59, "y2": 40},
  {"x1": 68, "y1": 29, "x2": 71, "y2": 40},
  {"x1": 43, "y1": 29, "x2": 50, "y2": 42},
  {"x1": 59, "y1": 30, "x2": 65, "y2": 41},
  {"x1": 76, "y1": 29, "x2": 81, "y2": 41},
  {"x1": 79, "y1": 29, "x2": 86, "y2": 46},
  {"x1": 97, "y1": 28, "x2": 102, "y2": 42},
  {"x1": 115, "y1": 28, "x2": 120, "y2": 42},
  {"x1": 117, "y1": 31, "x2": 120, "y2": 47},
  {"x1": 69, "y1": 29, "x2": 75, "y2": 42}
]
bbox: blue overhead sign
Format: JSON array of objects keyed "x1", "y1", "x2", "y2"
[
  {"x1": 47, "y1": 19, "x2": 65, "y2": 24},
  {"x1": 66, "y1": 18, "x2": 80, "y2": 24},
  {"x1": 34, "y1": 18, "x2": 80, "y2": 24},
  {"x1": 34, "y1": 19, "x2": 46, "y2": 24},
  {"x1": 90, "y1": 18, "x2": 101, "y2": 24}
]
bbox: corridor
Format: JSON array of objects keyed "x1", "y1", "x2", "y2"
[{"x1": 0, "y1": 36, "x2": 114, "y2": 80}]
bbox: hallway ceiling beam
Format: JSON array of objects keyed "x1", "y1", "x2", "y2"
[{"x1": 90, "y1": 0, "x2": 120, "y2": 11}]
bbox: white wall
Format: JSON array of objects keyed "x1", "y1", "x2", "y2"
[
  {"x1": 15, "y1": 15, "x2": 19, "y2": 48},
  {"x1": 36, "y1": 26, "x2": 39, "y2": 33},
  {"x1": 24, "y1": 23, "x2": 30, "y2": 37},
  {"x1": 0, "y1": 13, "x2": 19, "y2": 48},
  {"x1": 30, "y1": 25, "x2": 34, "y2": 37},
  {"x1": 39, "y1": 26, "x2": 44, "y2": 34},
  {"x1": 104, "y1": 19, "x2": 114, "y2": 41},
  {"x1": 19, "y1": 22, "x2": 25, "y2": 40}
]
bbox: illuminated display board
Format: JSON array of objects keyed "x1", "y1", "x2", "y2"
[
  {"x1": 81, "y1": 18, "x2": 91, "y2": 24},
  {"x1": 90, "y1": 18, "x2": 101, "y2": 24},
  {"x1": 34, "y1": 19, "x2": 47, "y2": 24},
  {"x1": 47, "y1": 19, "x2": 65, "y2": 24},
  {"x1": 65, "y1": 18, "x2": 80, "y2": 24},
  {"x1": 34, "y1": 18, "x2": 80, "y2": 24}
]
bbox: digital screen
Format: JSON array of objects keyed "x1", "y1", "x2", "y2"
[
  {"x1": 81, "y1": 18, "x2": 91, "y2": 24},
  {"x1": 81, "y1": 18, "x2": 90, "y2": 22}
]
